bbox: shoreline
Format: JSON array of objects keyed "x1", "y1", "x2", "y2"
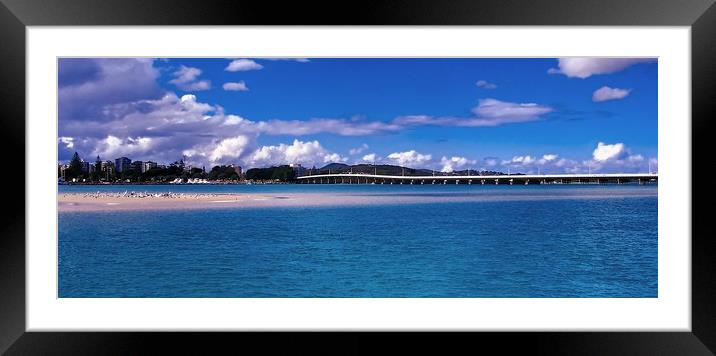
[{"x1": 58, "y1": 189, "x2": 658, "y2": 213}]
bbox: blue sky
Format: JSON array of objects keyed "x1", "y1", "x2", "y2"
[{"x1": 58, "y1": 57, "x2": 657, "y2": 173}]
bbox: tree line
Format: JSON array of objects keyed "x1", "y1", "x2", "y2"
[
  {"x1": 245, "y1": 165, "x2": 297, "y2": 181},
  {"x1": 59, "y1": 152, "x2": 242, "y2": 183},
  {"x1": 59, "y1": 152, "x2": 301, "y2": 183}
]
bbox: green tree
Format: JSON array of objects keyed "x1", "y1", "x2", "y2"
[
  {"x1": 208, "y1": 165, "x2": 240, "y2": 181},
  {"x1": 66, "y1": 152, "x2": 83, "y2": 180},
  {"x1": 246, "y1": 165, "x2": 296, "y2": 181}
]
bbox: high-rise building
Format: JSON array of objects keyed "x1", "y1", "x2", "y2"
[
  {"x1": 58, "y1": 164, "x2": 70, "y2": 181},
  {"x1": 289, "y1": 163, "x2": 307, "y2": 176},
  {"x1": 142, "y1": 161, "x2": 157, "y2": 173},
  {"x1": 101, "y1": 160, "x2": 115, "y2": 172},
  {"x1": 130, "y1": 160, "x2": 143, "y2": 172},
  {"x1": 115, "y1": 157, "x2": 131, "y2": 173}
]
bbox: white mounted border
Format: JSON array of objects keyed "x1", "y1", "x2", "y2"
[{"x1": 26, "y1": 27, "x2": 689, "y2": 331}]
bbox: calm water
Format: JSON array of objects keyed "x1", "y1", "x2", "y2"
[{"x1": 58, "y1": 184, "x2": 658, "y2": 298}]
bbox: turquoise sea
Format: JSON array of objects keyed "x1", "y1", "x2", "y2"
[{"x1": 58, "y1": 184, "x2": 658, "y2": 298}]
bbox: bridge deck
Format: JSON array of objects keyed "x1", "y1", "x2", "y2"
[{"x1": 297, "y1": 173, "x2": 657, "y2": 181}]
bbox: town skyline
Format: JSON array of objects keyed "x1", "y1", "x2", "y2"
[{"x1": 58, "y1": 57, "x2": 658, "y2": 174}]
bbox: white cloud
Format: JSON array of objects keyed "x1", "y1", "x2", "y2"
[
  {"x1": 535, "y1": 154, "x2": 560, "y2": 165},
  {"x1": 59, "y1": 136, "x2": 74, "y2": 149},
  {"x1": 549, "y1": 58, "x2": 655, "y2": 79},
  {"x1": 592, "y1": 86, "x2": 631, "y2": 102},
  {"x1": 245, "y1": 139, "x2": 345, "y2": 168},
  {"x1": 592, "y1": 142, "x2": 628, "y2": 162},
  {"x1": 362, "y1": 153, "x2": 377, "y2": 162},
  {"x1": 582, "y1": 142, "x2": 652, "y2": 173},
  {"x1": 225, "y1": 59, "x2": 263, "y2": 72},
  {"x1": 63, "y1": 83, "x2": 563, "y2": 166},
  {"x1": 257, "y1": 118, "x2": 401, "y2": 136},
  {"x1": 476, "y1": 80, "x2": 497, "y2": 89},
  {"x1": 349, "y1": 143, "x2": 369, "y2": 155},
  {"x1": 209, "y1": 135, "x2": 252, "y2": 163},
  {"x1": 223, "y1": 81, "x2": 249, "y2": 91},
  {"x1": 169, "y1": 66, "x2": 200, "y2": 84},
  {"x1": 628, "y1": 154, "x2": 644, "y2": 162},
  {"x1": 180, "y1": 81, "x2": 211, "y2": 91},
  {"x1": 222, "y1": 114, "x2": 247, "y2": 126},
  {"x1": 510, "y1": 155, "x2": 536, "y2": 165},
  {"x1": 394, "y1": 99, "x2": 552, "y2": 128},
  {"x1": 440, "y1": 156, "x2": 476, "y2": 172},
  {"x1": 387, "y1": 150, "x2": 432, "y2": 167},
  {"x1": 472, "y1": 99, "x2": 552, "y2": 121},
  {"x1": 480, "y1": 146, "x2": 653, "y2": 175},
  {"x1": 323, "y1": 153, "x2": 347, "y2": 163},
  {"x1": 92, "y1": 135, "x2": 157, "y2": 159},
  {"x1": 169, "y1": 65, "x2": 211, "y2": 91}
]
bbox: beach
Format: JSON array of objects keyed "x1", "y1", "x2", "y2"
[{"x1": 57, "y1": 187, "x2": 658, "y2": 212}]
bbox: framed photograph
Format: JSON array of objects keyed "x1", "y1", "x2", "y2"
[{"x1": 2, "y1": 0, "x2": 715, "y2": 354}]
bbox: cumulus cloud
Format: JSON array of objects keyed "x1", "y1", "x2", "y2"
[
  {"x1": 592, "y1": 86, "x2": 631, "y2": 102},
  {"x1": 479, "y1": 144, "x2": 654, "y2": 174},
  {"x1": 169, "y1": 65, "x2": 211, "y2": 91},
  {"x1": 208, "y1": 135, "x2": 252, "y2": 162},
  {"x1": 394, "y1": 99, "x2": 552, "y2": 128},
  {"x1": 361, "y1": 153, "x2": 377, "y2": 162},
  {"x1": 510, "y1": 155, "x2": 536, "y2": 165},
  {"x1": 58, "y1": 84, "x2": 562, "y2": 170},
  {"x1": 223, "y1": 81, "x2": 249, "y2": 91},
  {"x1": 169, "y1": 66, "x2": 200, "y2": 84},
  {"x1": 490, "y1": 152, "x2": 580, "y2": 174},
  {"x1": 440, "y1": 156, "x2": 476, "y2": 173},
  {"x1": 580, "y1": 142, "x2": 653, "y2": 173},
  {"x1": 92, "y1": 135, "x2": 158, "y2": 159},
  {"x1": 592, "y1": 142, "x2": 629, "y2": 161},
  {"x1": 225, "y1": 59, "x2": 263, "y2": 72},
  {"x1": 532, "y1": 154, "x2": 559, "y2": 166},
  {"x1": 245, "y1": 139, "x2": 346, "y2": 167},
  {"x1": 386, "y1": 150, "x2": 432, "y2": 167},
  {"x1": 476, "y1": 80, "x2": 497, "y2": 89},
  {"x1": 349, "y1": 143, "x2": 369, "y2": 155},
  {"x1": 222, "y1": 114, "x2": 248, "y2": 126},
  {"x1": 548, "y1": 58, "x2": 655, "y2": 79}
]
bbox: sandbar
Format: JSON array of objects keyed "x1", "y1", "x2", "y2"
[{"x1": 57, "y1": 189, "x2": 657, "y2": 213}]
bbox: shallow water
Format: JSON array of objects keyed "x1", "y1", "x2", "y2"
[{"x1": 58, "y1": 184, "x2": 657, "y2": 298}]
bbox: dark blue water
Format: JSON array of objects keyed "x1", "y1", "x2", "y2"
[{"x1": 58, "y1": 185, "x2": 657, "y2": 298}]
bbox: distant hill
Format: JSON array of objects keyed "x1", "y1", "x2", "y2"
[
  {"x1": 320, "y1": 163, "x2": 350, "y2": 171},
  {"x1": 246, "y1": 163, "x2": 509, "y2": 181}
]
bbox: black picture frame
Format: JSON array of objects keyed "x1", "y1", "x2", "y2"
[{"x1": 1, "y1": 0, "x2": 714, "y2": 354}]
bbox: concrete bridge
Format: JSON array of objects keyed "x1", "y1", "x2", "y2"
[{"x1": 296, "y1": 173, "x2": 658, "y2": 185}]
